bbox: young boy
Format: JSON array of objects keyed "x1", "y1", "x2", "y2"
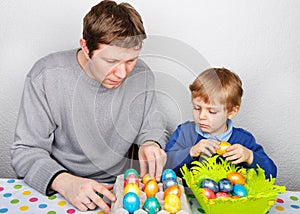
[{"x1": 165, "y1": 67, "x2": 277, "y2": 179}]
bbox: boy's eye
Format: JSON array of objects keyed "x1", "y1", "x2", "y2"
[
  {"x1": 193, "y1": 107, "x2": 200, "y2": 111},
  {"x1": 209, "y1": 110, "x2": 217, "y2": 114}
]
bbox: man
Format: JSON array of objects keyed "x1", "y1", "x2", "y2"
[{"x1": 11, "y1": 1, "x2": 168, "y2": 213}]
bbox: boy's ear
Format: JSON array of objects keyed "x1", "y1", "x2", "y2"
[
  {"x1": 80, "y1": 39, "x2": 90, "y2": 59},
  {"x1": 228, "y1": 106, "x2": 240, "y2": 119}
]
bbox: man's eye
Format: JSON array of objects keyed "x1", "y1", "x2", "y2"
[{"x1": 106, "y1": 60, "x2": 117, "y2": 64}]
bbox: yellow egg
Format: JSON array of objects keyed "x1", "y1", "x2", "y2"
[
  {"x1": 216, "y1": 141, "x2": 231, "y2": 155},
  {"x1": 164, "y1": 194, "x2": 181, "y2": 213},
  {"x1": 142, "y1": 173, "x2": 153, "y2": 185},
  {"x1": 124, "y1": 183, "x2": 140, "y2": 197}
]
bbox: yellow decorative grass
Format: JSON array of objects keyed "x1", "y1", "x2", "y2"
[{"x1": 180, "y1": 156, "x2": 286, "y2": 214}]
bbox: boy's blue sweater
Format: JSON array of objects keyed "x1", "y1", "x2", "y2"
[{"x1": 165, "y1": 121, "x2": 277, "y2": 179}]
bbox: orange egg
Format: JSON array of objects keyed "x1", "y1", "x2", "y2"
[
  {"x1": 142, "y1": 173, "x2": 153, "y2": 185},
  {"x1": 124, "y1": 183, "x2": 140, "y2": 197},
  {"x1": 227, "y1": 171, "x2": 246, "y2": 185},
  {"x1": 163, "y1": 185, "x2": 181, "y2": 199},
  {"x1": 216, "y1": 141, "x2": 231, "y2": 155},
  {"x1": 164, "y1": 194, "x2": 181, "y2": 214},
  {"x1": 143, "y1": 179, "x2": 159, "y2": 197}
]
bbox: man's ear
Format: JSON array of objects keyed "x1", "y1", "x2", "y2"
[
  {"x1": 80, "y1": 39, "x2": 90, "y2": 59},
  {"x1": 228, "y1": 106, "x2": 240, "y2": 120}
]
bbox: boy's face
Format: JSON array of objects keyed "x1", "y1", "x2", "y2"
[
  {"x1": 192, "y1": 97, "x2": 231, "y2": 136},
  {"x1": 86, "y1": 44, "x2": 140, "y2": 89}
]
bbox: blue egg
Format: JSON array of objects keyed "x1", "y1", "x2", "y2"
[
  {"x1": 233, "y1": 184, "x2": 247, "y2": 197},
  {"x1": 200, "y1": 179, "x2": 219, "y2": 193},
  {"x1": 163, "y1": 177, "x2": 178, "y2": 191},
  {"x1": 123, "y1": 192, "x2": 140, "y2": 214},
  {"x1": 218, "y1": 178, "x2": 233, "y2": 193},
  {"x1": 162, "y1": 169, "x2": 176, "y2": 182}
]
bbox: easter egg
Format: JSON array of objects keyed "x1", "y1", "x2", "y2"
[
  {"x1": 124, "y1": 168, "x2": 139, "y2": 179},
  {"x1": 163, "y1": 178, "x2": 178, "y2": 191},
  {"x1": 124, "y1": 183, "x2": 140, "y2": 197},
  {"x1": 201, "y1": 187, "x2": 216, "y2": 199},
  {"x1": 216, "y1": 141, "x2": 231, "y2": 155},
  {"x1": 161, "y1": 169, "x2": 176, "y2": 182},
  {"x1": 164, "y1": 185, "x2": 181, "y2": 199},
  {"x1": 200, "y1": 179, "x2": 219, "y2": 193},
  {"x1": 142, "y1": 173, "x2": 153, "y2": 185},
  {"x1": 218, "y1": 178, "x2": 233, "y2": 193},
  {"x1": 216, "y1": 192, "x2": 231, "y2": 198},
  {"x1": 143, "y1": 196, "x2": 161, "y2": 214},
  {"x1": 233, "y1": 184, "x2": 247, "y2": 197},
  {"x1": 123, "y1": 192, "x2": 140, "y2": 214},
  {"x1": 124, "y1": 174, "x2": 139, "y2": 188},
  {"x1": 227, "y1": 172, "x2": 246, "y2": 185},
  {"x1": 143, "y1": 179, "x2": 159, "y2": 197},
  {"x1": 164, "y1": 194, "x2": 181, "y2": 214}
]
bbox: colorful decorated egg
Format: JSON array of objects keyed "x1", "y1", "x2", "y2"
[
  {"x1": 218, "y1": 178, "x2": 233, "y2": 193},
  {"x1": 161, "y1": 169, "x2": 176, "y2": 182},
  {"x1": 124, "y1": 174, "x2": 139, "y2": 188},
  {"x1": 227, "y1": 172, "x2": 246, "y2": 185},
  {"x1": 124, "y1": 168, "x2": 139, "y2": 179},
  {"x1": 233, "y1": 184, "x2": 247, "y2": 197},
  {"x1": 216, "y1": 192, "x2": 231, "y2": 198},
  {"x1": 142, "y1": 173, "x2": 153, "y2": 185},
  {"x1": 143, "y1": 196, "x2": 161, "y2": 214},
  {"x1": 164, "y1": 185, "x2": 181, "y2": 199},
  {"x1": 200, "y1": 179, "x2": 219, "y2": 193},
  {"x1": 124, "y1": 183, "x2": 140, "y2": 197},
  {"x1": 163, "y1": 178, "x2": 178, "y2": 191},
  {"x1": 201, "y1": 187, "x2": 216, "y2": 199},
  {"x1": 164, "y1": 194, "x2": 181, "y2": 214},
  {"x1": 143, "y1": 179, "x2": 159, "y2": 197},
  {"x1": 216, "y1": 141, "x2": 231, "y2": 155},
  {"x1": 123, "y1": 192, "x2": 140, "y2": 214}
]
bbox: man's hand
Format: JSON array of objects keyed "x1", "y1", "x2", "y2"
[
  {"x1": 138, "y1": 141, "x2": 167, "y2": 182},
  {"x1": 51, "y1": 172, "x2": 116, "y2": 213},
  {"x1": 223, "y1": 144, "x2": 254, "y2": 165}
]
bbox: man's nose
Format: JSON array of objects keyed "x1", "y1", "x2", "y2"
[{"x1": 114, "y1": 63, "x2": 127, "y2": 78}]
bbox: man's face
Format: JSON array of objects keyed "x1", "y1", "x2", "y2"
[{"x1": 86, "y1": 44, "x2": 140, "y2": 89}]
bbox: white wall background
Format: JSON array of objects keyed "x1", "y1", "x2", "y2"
[{"x1": 1, "y1": 0, "x2": 300, "y2": 190}]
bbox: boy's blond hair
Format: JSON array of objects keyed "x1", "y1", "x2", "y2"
[{"x1": 189, "y1": 67, "x2": 243, "y2": 112}]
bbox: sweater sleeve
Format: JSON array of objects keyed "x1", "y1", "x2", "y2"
[
  {"x1": 11, "y1": 72, "x2": 67, "y2": 195},
  {"x1": 135, "y1": 62, "x2": 169, "y2": 149},
  {"x1": 232, "y1": 129, "x2": 277, "y2": 179},
  {"x1": 165, "y1": 124, "x2": 196, "y2": 176}
]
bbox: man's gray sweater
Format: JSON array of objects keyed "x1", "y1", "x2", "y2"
[{"x1": 11, "y1": 49, "x2": 168, "y2": 195}]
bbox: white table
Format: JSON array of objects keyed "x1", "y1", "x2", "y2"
[{"x1": 1, "y1": 179, "x2": 299, "y2": 213}]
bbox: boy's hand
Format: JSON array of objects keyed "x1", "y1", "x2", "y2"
[
  {"x1": 190, "y1": 139, "x2": 219, "y2": 158},
  {"x1": 223, "y1": 144, "x2": 254, "y2": 165}
]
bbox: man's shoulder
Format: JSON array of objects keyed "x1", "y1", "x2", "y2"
[{"x1": 27, "y1": 49, "x2": 78, "y2": 79}]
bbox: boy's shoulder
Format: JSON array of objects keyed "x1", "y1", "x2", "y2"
[
  {"x1": 178, "y1": 121, "x2": 196, "y2": 129},
  {"x1": 232, "y1": 127, "x2": 255, "y2": 139}
]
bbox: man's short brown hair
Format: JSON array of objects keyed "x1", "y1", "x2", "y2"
[{"x1": 83, "y1": 0, "x2": 146, "y2": 58}]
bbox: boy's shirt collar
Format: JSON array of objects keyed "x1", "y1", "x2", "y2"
[{"x1": 195, "y1": 119, "x2": 233, "y2": 142}]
